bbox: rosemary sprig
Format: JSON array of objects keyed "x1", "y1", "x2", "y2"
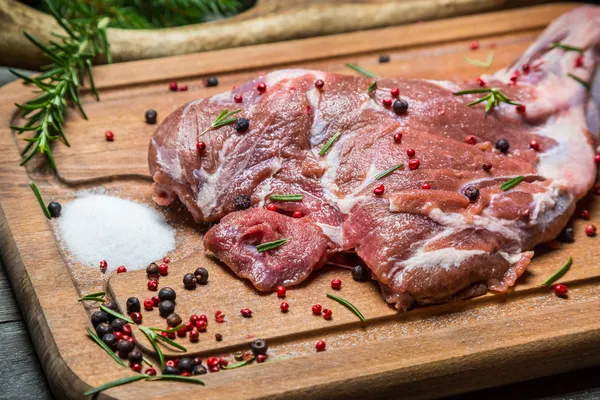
[
  {"x1": 201, "y1": 109, "x2": 241, "y2": 135},
  {"x1": 345, "y1": 63, "x2": 378, "y2": 78},
  {"x1": 29, "y1": 182, "x2": 51, "y2": 219},
  {"x1": 78, "y1": 291, "x2": 106, "y2": 302},
  {"x1": 99, "y1": 305, "x2": 134, "y2": 324},
  {"x1": 464, "y1": 52, "x2": 494, "y2": 69},
  {"x1": 568, "y1": 73, "x2": 590, "y2": 91},
  {"x1": 256, "y1": 239, "x2": 290, "y2": 253},
  {"x1": 154, "y1": 332, "x2": 188, "y2": 352},
  {"x1": 549, "y1": 42, "x2": 583, "y2": 53},
  {"x1": 367, "y1": 81, "x2": 378, "y2": 94},
  {"x1": 149, "y1": 375, "x2": 205, "y2": 385},
  {"x1": 149, "y1": 324, "x2": 186, "y2": 334},
  {"x1": 11, "y1": 1, "x2": 110, "y2": 170},
  {"x1": 269, "y1": 194, "x2": 303, "y2": 201},
  {"x1": 223, "y1": 357, "x2": 255, "y2": 369},
  {"x1": 454, "y1": 87, "x2": 521, "y2": 114},
  {"x1": 541, "y1": 256, "x2": 573, "y2": 286},
  {"x1": 86, "y1": 327, "x2": 127, "y2": 368},
  {"x1": 327, "y1": 293, "x2": 366, "y2": 322},
  {"x1": 319, "y1": 131, "x2": 342, "y2": 156},
  {"x1": 139, "y1": 326, "x2": 166, "y2": 369},
  {"x1": 375, "y1": 163, "x2": 404, "y2": 180},
  {"x1": 84, "y1": 375, "x2": 149, "y2": 396},
  {"x1": 500, "y1": 176, "x2": 525, "y2": 191}
]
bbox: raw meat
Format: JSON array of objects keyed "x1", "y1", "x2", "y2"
[{"x1": 149, "y1": 6, "x2": 599, "y2": 309}]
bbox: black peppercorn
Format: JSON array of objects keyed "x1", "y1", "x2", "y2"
[
  {"x1": 464, "y1": 186, "x2": 480, "y2": 202},
  {"x1": 178, "y1": 357, "x2": 194, "y2": 372},
  {"x1": 351, "y1": 264, "x2": 370, "y2": 281},
  {"x1": 194, "y1": 268, "x2": 209, "y2": 285},
  {"x1": 117, "y1": 339, "x2": 134, "y2": 358},
  {"x1": 234, "y1": 351, "x2": 244, "y2": 361},
  {"x1": 193, "y1": 365, "x2": 207, "y2": 375},
  {"x1": 145, "y1": 109, "x2": 157, "y2": 124},
  {"x1": 250, "y1": 339, "x2": 268, "y2": 356},
  {"x1": 558, "y1": 226, "x2": 575, "y2": 243},
  {"x1": 91, "y1": 311, "x2": 109, "y2": 327},
  {"x1": 183, "y1": 273, "x2": 197, "y2": 290},
  {"x1": 47, "y1": 201, "x2": 61, "y2": 218},
  {"x1": 234, "y1": 194, "x2": 252, "y2": 211},
  {"x1": 128, "y1": 349, "x2": 143, "y2": 365},
  {"x1": 495, "y1": 138, "x2": 510, "y2": 153},
  {"x1": 167, "y1": 313, "x2": 182, "y2": 327},
  {"x1": 95, "y1": 322, "x2": 113, "y2": 337},
  {"x1": 163, "y1": 366, "x2": 180, "y2": 375},
  {"x1": 206, "y1": 76, "x2": 219, "y2": 87},
  {"x1": 104, "y1": 299, "x2": 118, "y2": 312},
  {"x1": 234, "y1": 118, "x2": 250, "y2": 133},
  {"x1": 158, "y1": 287, "x2": 176, "y2": 302},
  {"x1": 215, "y1": 333, "x2": 223, "y2": 341},
  {"x1": 126, "y1": 297, "x2": 141, "y2": 314},
  {"x1": 159, "y1": 300, "x2": 175, "y2": 317},
  {"x1": 393, "y1": 99, "x2": 409, "y2": 115},
  {"x1": 379, "y1": 55, "x2": 390, "y2": 63},
  {"x1": 146, "y1": 262, "x2": 160, "y2": 278},
  {"x1": 102, "y1": 333, "x2": 118, "y2": 350},
  {"x1": 111, "y1": 318, "x2": 125, "y2": 332}
]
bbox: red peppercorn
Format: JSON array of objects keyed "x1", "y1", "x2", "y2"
[
  {"x1": 130, "y1": 312, "x2": 142, "y2": 324},
  {"x1": 554, "y1": 283, "x2": 568, "y2": 297},
  {"x1": 143, "y1": 299, "x2": 154, "y2": 311},
  {"x1": 147, "y1": 280, "x2": 158, "y2": 291},
  {"x1": 180, "y1": 371, "x2": 192, "y2": 377},
  {"x1": 477, "y1": 77, "x2": 486, "y2": 87},
  {"x1": 529, "y1": 139, "x2": 540, "y2": 151},
  {"x1": 575, "y1": 55, "x2": 584, "y2": 68},
  {"x1": 193, "y1": 357, "x2": 202, "y2": 365},
  {"x1": 189, "y1": 329, "x2": 199, "y2": 342},
  {"x1": 99, "y1": 260, "x2": 108, "y2": 272},
  {"x1": 179, "y1": 84, "x2": 188, "y2": 92},
  {"x1": 594, "y1": 154, "x2": 600, "y2": 165},
  {"x1": 516, "y1": 104, "x2": 526, "y2": 113},
  {"x1": 165, "y1": 360, "x2": 177, "y2": 368},
  {"x1": 322, "y1": 308, "x2": 333, "y2": 320},
  {"x1": 373, "y1": 184, "x2": 385, "y2": 196},
  {"x1": 408, "y1": 159, "x2": 420, "y2": 170},
  {"x1": 114, "y1": 331, "x2": 123, "y2": 340},
  {"x1": 177, "y1": 326, "x2": 187, "y2": 337},
  {"x1": 131, "y1": 363, "x2": 142, "y2": 372},
  {"x1": 158, "y1": 263, "x2": 169, "y2": 276},
  {"x1": 127, "y1": 336, "x2": 136, "y2": 344},
  {"x1": 121, "y1": 334, "x2": 131, "y2": 342},
  {"x1": 580, "y1": 209, "x2": 590, "y2": 220},
  {"x1": 256, "y1": 354, "x2": 268, "y2": 363},
  {"x1": 152, "y1": 296, "x2": 160, "y2": 306},
  {"x1": 196, "y1": 320, "x2": 207, "y2": 331},
  {"x1": 234, "y1": 94, "x2": 243, "y2": 103},
  {"x1": 240, "y1": 308, "x2": 253, "y2": 318},
  {"x1": 169, "y1": 82, "x2": 178, "y2": 91},
  {"x1": 215, "y1": 310, "x2": 226, "y2": 323},
  {"x1": 280, "y1": 302, "x2": 289, "y2": 312},
  {"x1": 292, "y1": 211, "x2": 303, "y2": 218},
  {"x1": 585, "y1": 224, "x2": 597, "y2": 237},
  {"x1": 267, "y1": 203, "x2": 278, "y2": 212},
  {"x1": 162, "y1": 257, "x2": 170, "y2": 264},
  {"x1": 331, "y1": 279, "x2": 342, "y2": 290},
  {"x1": 312, "y1": 304, "x2": 322, "y2": 315},
  {"x1": 482, "y1": 162, "x2": 492, "y2": 172},
  {"x1": 185, "y1": 321, "x2": 194, "y2": 331},
  {"x1": 207, "y1": 357, "x2": 220, "y2": 369},
  {"x1": 382, "y1": 98, "x2": 393, "y2": 108},
  {"x1": 390, "y1": 87, "x2": 400, "y2": 98},
  {"x1": 277, "y1": 285, "x2": 286, "y2": 298},
  {"x1": 469, "y1": 40, "x2": 479, "y2": 50},
  {"x1": 122, "y1": 323, "x2": 132, "y2": 335},
  {"x1": 117, "y1": 266, "x2": 127, "y2": 273},
  {"x1": 189, "y1": 314, "x2": 200, "y2": 324},
  {"x1": 510, "y1": 71, "x2": 519, "y2": 84},
  {"x1": 257, "y1": 82, "x2": 267, "y2": 93},
  {"x1": 465, "y1": 135, "x2": 477, "y2": 145},
  {"x1": 522, "y1": 63, "x2": 530, "y2": 74},
  {"x1": 393, "y1": 132, "x2": 402, "y2": 143},
  {"x1": 219, "y1": 357, "x2": 228, "y2": 367},
  {"x1": 316, "y1": 340, "x2": 326, "y2": 352},
  {"x1": 421, "y1": 183, "x2": 431, "y2": 190},
  {"x1": 406, "y1": 148, "x2": 415, "y2": 157},
  {"x1": 315, "y1": 79, "x2": 325, "y2": 89},
  {"x1": 145, "y1": 368, "x2": 157, "y2": 376},
  {"x1": 104, "y1": 131, "x2": 114, "y2": 142},
  {"x1": 196, "y1": 141, "x2": 206, "y2": 153},
  {"x1": 199, "y1": 314, "x2": 208, "y2": 322}
]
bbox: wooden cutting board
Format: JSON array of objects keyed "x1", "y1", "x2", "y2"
[{"x1": 1, "y1": 3, "x2": 599, "y2": 399}]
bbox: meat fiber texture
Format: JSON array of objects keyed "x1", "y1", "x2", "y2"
[{"x1": 149, "y1": 6, "x2": 600, "y2": 310}]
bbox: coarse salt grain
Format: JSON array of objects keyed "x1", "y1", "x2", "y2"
[{"x1": 57, "y1": 194, "x2": 175, "y2": 271}]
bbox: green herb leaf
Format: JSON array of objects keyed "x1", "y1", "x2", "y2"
[
  {"x1": 464, "y1": 52, "x2": 494, "y2": 68},
  {"x1": 148, "y1": 375, "x2": 205, "y2": 385},
  {"x1": 319, "y1": 130, "x2": 342, "y2": 156},
  {"x1": 100, "y1": 304, "x2": 134, "y2": 324},
  {"x1": 327, "y1": 293, "x2": 366, "y2": 322},
  {"x1": 541, "y1": 256, "x2": 573, "y2": 286},
  {"x1": 256, "y1": 239, "x2": 290, "y2": 253},
  {"x1": 80, "y1": 291, "x2": 106, "y2": 298},
  {"x1": 149, "y1": 324, "x2": 186, "y2": 334},
  {"x1": 549, "y1": 42, "x2": 583, "y2": 53},
  {"x1": 454, "y1": 88, "x2": 521, "y2": 114},
  {"x1": 84, "y1": 375, "x2": 149, "y2": 396},
  {"x1": 86, "y1": 327, "x2": 127, "y2": 368},
  {"x1": 29, "y1": 182, "x2": 51, "y2": 219},
  {"x1": 269, "y1": 194, "x2": 303, "y2": 201},
  {"x1": 78, "y1": 297, "x2": 106, "y2": 303},
  {"x1": 223, "y1": 357, "x2": 255, "y2": 369},
  {"x1": 212, "y1": 109, "x2": 241, "y2": 128},
  {"x1": 367, "y1": 81, "x2": 377, "y2": 94},
  {"x1": 568, "y1": 73, "x2": 590, "y2": 91},
  {"x1": 345, "y1": 63, "x2": 378, "y2": 78},
  {"x1": 500, "y1": 176, "x2": 525, "y2": 191},
  {"x1": 374, "y1": 163, "x2": 404, "y2": 180},
  {"x1": 154, "y1": 332, "x2": 188, "y2": 352},
  {"x1": 139, "y1": 326, "x2": 165, "y2": 369},
  {"x1": 142, "y1": 356, "x2": 153, "y2": 367}
]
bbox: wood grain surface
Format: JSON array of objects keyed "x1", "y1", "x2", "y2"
[{"x1": 2, "y1": 3, "x2": 600, "y2": 400}]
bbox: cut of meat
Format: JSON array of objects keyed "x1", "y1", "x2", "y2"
[{"x1": 149, "y1": 6, "x2": 599, "y2": 309}]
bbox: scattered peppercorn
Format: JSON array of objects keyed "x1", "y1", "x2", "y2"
[
  {"x1": 251, "y1": 339, "x2": 268, "y2": 356},
  {"x1": 163, "y1": 366, "x2": 180, "y2": 375},
  {"x1": 529, "y1": 139, "x2": 540, "y2": 151},
  {"x1": 159, "y1": 300, "x2": 175, "y2": 317},
  {"x1": 257, "y1": 82, "x2": 267, "y2": 93},
  {"x1": 594, "y1": 154, "x2": 600, "y2": 165},
  {"x1": 146, "y1": 262, "x2": 160, "y2": 278},
  {"x1": 143, "y1": 299, "x2": 154, "y2": 311},
  {"x1": 464, "y1": 186, "x2": 480, "y2": 202},
  {"x1": 131, "y1": 363, "x2": 142, "y2": 373},
  {"x1": 482, "y1": 162, "x2": 492, "y2": 172},
  {"x1": 465, "y1": 135, "x2": 477, "y2": 145},
  {"x1": 316, "y1": 340, "x2": 326, "y2": 352},
  {"x1": 557, "y1": 226, "x2": 575, "y2": 243},
  {"x1": 422, "y1": 183, "x2": 431, "y2": 190},
  {"x1": 179, "y1": 84, "x2": 188, "y2": 91},
  {"x1": 331, "y1": 279, "x2": 342, "y2": 290},
  {"x1": 234, "y1": 118, "x2": 250, "y2": 133},
  {"x1": 234, "y1": 194, "x2": 252, "y2": 211},
  {"x1": 393, "y1": 99, "x2": 409, "y2": 115},
  {"x1": 158, "y1": 263, "x2": 169, "y2": 276},
  {"x1": 167, "y1": 313, "x2": 183, "y2": 327},
  {"x1": 206, "y1": 76, "x2": 219, "y2": 87},
  {"x1": 469, "y1": 40, "x2": 479, "y2": 50},
  {"x1": 315, "y1": 79, "x2": 325, "y2": 89},
  {"x1": 196, "y1": 320, "x2": 207, "y2": 331},
  {"x1": 495, "y1": 138, "x2": 510, "y2": 153},
  {"x1": 312, "y1": 304, "x2": 322, "y2": 315},
  {"x1": 145, "y1": 109, "x2": 157, "y2": 124},
  {"x1": 390, "y1": 87, "x2": 400, "y2": 98},
  {"x1": 280, "y1": 302, "x2": 289, "y2": 312},
  {"x1": 151, "y1": 296, "x2": 160, "y2": 306},
  {"x1": 196, "y1": 141, "x2": 206, "y2": 153},
  {"x1": 158, "y1": 287, "x2": 176, "y2": 302},
  {"x1": 554, "y1": 283, "x2": 568, "y2": 297},
  {"x1": 406, "y1": 148, "x2": 415, "y2": 157},
  {"x1": 477, "y1": 77, "x2": 486, "y2": 87},
  {"x1": 352, "y1": 264, "x2": 369, "y2": 281},
  {"x1": 193, "y1": 365, "x2": 207, "y2": 375},
  {"x1": 256, "y1": 354, "x2": 268, "y2": 363},
  {"x1": 267, "y1": 203, "x2": 278, "y2": 212},
  {"x1": 47, "y1": 202, "x2": 61, "y2": 218},
  {"x1": 130, "y1": 312, "x2": 143, "y2": 324},
  {"x1": 215, "y1": 310, "x2": 226, "y2": 323},
  {"x1": 322, "y1": 308, "x2": 333, "y2": 320},
  {"x1": 522, "y1": 63, "x2": 530, "y2": 74},
  {"x1": 194, "y1": 267, "x2": 209, "y2": 284},
  {"x1": 189, "y1": 329, "x2": 199, "y2": 342},
  {"x1": 102, "y1": 333, "x2": 118, "y2": 350},
  {"x1": 99, "y1": 260, "x2": 108, "y2": 272},
  {"x1": 105, "y1": 131, "x2": 114, "y2": 141},
  {"x1": 276, "y1": 285, "x2": 286, "y2": 298},
  {"x1": 178, "y1": 358, "x2": 194, "y2": 372},
  {"x1": 575, "y1": 55, "x2": 584, "y2": 68},
  {"x1": 516, "y1": 104, "x2": 526, "y2": 113},
  {"x1": 408, "y1": 159, "x2": 420, "y2": 170},
  {"x1": 393, "y1": 132, "x2": 402, "y2": 143},
  {"x1": 117, "y1": 339, "x2": 134, "y2": 358},
  {"x1": 145, "y1": 368, "x2": 157, "y2": 376},
  {"x1": 379, "y1": 55, "x2": 390, "y2": 63},
  {"x1": 292, "y1": 211, "x2": 303, "y2": 218},
  {"x1": 128, "y1": 349, "x2": 143, "y2": 365},
  {"x1": 169, "y1": 82, "x2": 178, "y2": 91},
  {"x1": 122, "y1": 323, "x2": 132, "y2": 336},
  {"x1": 373, "y1": 184, "x2": 385, "y2": 196},
  {"x1": 234, "y1": 94, "x2": 243, "y2": 103},
  {"x1": 183, "y1": 273, "x2": 197, "y2": 290},
  {"x1": 95, "y1": 322, "x2": 113, "y2": 337},
  {"x1": 241, "y1": 308, "x2": 253, "y2": 318},
  {"x1": 177, "y1": 326, "x2": 187, "y2": 337},
  {"x1": 91, "y1": 311, "x2": 109, "y2": 327},
  {"x1": 104, "y1": 300, "x2": 118, "y2": 313},
  {"x1": 111, "y1": 318, "x2": 125, "y2": 332},
  {"x1": 382, "y1": 98, "x2": 392, "y2": 108},
  {"x1": 147, "y1": 280, "x2": 159, "y2": 291},
  {"x1": 585, "y1": 224, "x2": 597, "y2": 237},
  {"x1": 117, "y1": 266, "x2": 127, "y2": 273},
  {"x1": 126, "y1": 297, "x2": 141, "y2": 314},
  {"x1": 580, "y1": 209, "x2": 590, "y2": 220}
]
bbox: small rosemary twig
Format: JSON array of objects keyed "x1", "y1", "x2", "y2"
[{"x1": 453, "y1": 88, "x2": 521, "y2": 114}]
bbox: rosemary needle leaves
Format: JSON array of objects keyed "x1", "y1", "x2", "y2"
[
  {"x1": 500, "y1": 176, "x2": 525, "y2": 191},
  {"x1": 541, "y1": 256, "x2": 573, "y2": 286},
  {"x1": 99, "y1": 304, "x2": 134, "y2": 324},
  {"x1": 367, "y1": 81, "x2": 378, "y2": 94},
  {"x1": 319, "y1": 131, "x2": 342, "y2": 156},
  {"x1": 549, "y1": 42, "x2": 583, "y2": 53},
  {"x1": 84, "y1": 375, "x2": 149, "y2": 396},
  {"x1": 345, "y1": 63, "x2": 378, "y2": 78},
  {"x1": 568, "y1": 73, "x2": 591, "y2": 91},
  {"x1": 86, "y1": 327, "x2": 127, "y2": 368},
  {"x1": 78, "y1": 291, "x2": 106, "y2": 302},
  {"x1": 269, "y1": 194, "x2": 303, "y2": 201},
  {"x1": 464, "y1": 51, "x2": 494, "y2": 69},
  {"x1": 149, "y1": 324, "x2": 186, "y2": 334},
  {"x1": 375, "y1": 163, "x2": 404, "y2": 180},
  {"x1": 223, "y1": 357, "x2": 256, "y2": 369},
  {"x1": 327, "y1": 293, "x2": 366, "y2": 322},
  {"x1": 138, "y1": 325, "x2": 187, "y2": 370},
  {"x1": 256, "y1": 239, "x2": 290, "y2": 253},
  {"x1": 453, "y1": 88, "x2": 521, "y2": 114},
  {"x1": 29, "y1": 182, "x2": 51, "y2": 219},
  {"x1": 201, "y1": 109, "x2": 241, "y2": 135}
]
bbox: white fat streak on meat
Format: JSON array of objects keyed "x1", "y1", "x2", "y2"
[
  {"x1": 316, "y1": 223, "x2": 344, "y2": 245},
  {"x1": 424, "y1": 79, "x2": 462, "y2": 93},
  {"x1": 152, "y1": 138, "x2": 184, "y2": 183}
]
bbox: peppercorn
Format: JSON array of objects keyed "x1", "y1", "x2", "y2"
[
  {"x1": 331, "y1": 279, "x2": 342, "y2": 290},
  {"x1": 585, "y1": 224, "x2": 597, "y2": 237},
  {"x1": 116, "y1": 339, "x2": 134, "y2": 358},
  {"x1": 422, "y1": 183, "x2": 431, "y2": 190},
  {"x1": 482, "y1": 162, "x2": 493, "y2": 172},
  {"x1": 215, "y1": 333, "x2": 223, "y2": 341},
  {"x1": 130, "y1": 312, "x2": 143, "y2": 324},
  {"x1": 48, "y1": 201, "x2": 61, "y2": 218},
  {"x1": 408, "y1": 159, "x2": 420, "y2": 170},
  {"x1": 234, "y1": 351, "x2": 244, "y2": 361},
  {"x1": 128, "y1": 349, "x2": 143, "y2": 365},
  {"x1": 206, "y1": 76, "x2": 219, "y2": 87},
  {"x1": 234, "y1": 118, "x2": 250, "y2": 133},
  {"x1": 167, "y1": 313, "x2": 183, "y2": 327},
  {"x1": 143, "y1": 299, "x2": 154, "y2": 311},
  {"x1": 256, "y1": 354, "x2": 267, "y2": 363},
  {"x1": 234, "y1": 194, "x2": 252, "y2": 211},
  {"x1": 406, "y1": 148, "x2": 415, "y2": 157},
  {"x1": 267, "y1": 203, "x2": 278, "y2": 212},
  {"x1": 382, "y1": 98, "x2": 392, "y2": 108},
  {"x1": 183, "y1": 273, "x2": 197, "y2": 290},
  {"x1": 194, "y1": 268, "x2": 209, "y2": 284},
  {"x1": 465, "y1": 135, "x2": 477, "y2": 145},
  {"x1": 159, "y1": 300, "x2": 175, "y2": 317},
  {"x1": 122, "y1": 323, "x2": 132, "y2": 335},
  {"x1": 276, "y1": 285, "x2": 286, "y2": 298},
  {"x1": 179, "y1": 84, "x2": 188, "y2": 92},
  {"x1": 196, "y1": 320, "x2": 208, "y2": 331},
  {"x1": 554, "y1": 284, "x2": 568, "y2": 297},
  {"x1": 495, "y1": 138, "x2": 510, "y2": 153},
  {"x1": 111, "y1": 318, "x2": 125, "y2": 332},
  {"x1": 158, "y1": 263, "x2": 169, "y2": 276},
  {"x1": 379, "y1": 55, "x2": 390, "y2": 63},
  {"x1": 131, "y1": 363, "x2": 142, "y2": 373},
  {"x1": 280, "y1": 302, "x2": 289, "y2": 312},
  {"x1": 102, "y1": 333, "x2": 118, "y2": 350},
  {"x1": 105, "y1": 131, "x2": 114, "y2": 141},
  {"x1": 315, "y1": 79, "x2": 325, "y2": 89},
  {"x1": 393, "y1": 132, "x2": 402, "y2": 143},
  {"x1": 116, "y1": 266, "x2": 127, "y2": 273},
  {"x1": 99, "y1": 260, "x2": 108, "y2": 272},
  {"x1": 292, "y1": 211, "x2": 303, "y2": 218},
  {"x1": 352, "y1": 264, "x2": 370, "y2": 281},
  {"x1": 169, "y1": 82, "x2": 178, "y2": 91},
  {"x1": 393, "y1": 99, "x2": 408, "y2": 115},
  {"x1": 189, "y1": 329, "x2": 200, "y2": 342},
  {"x1": 558, "y1": 226, "x2": 575, "y2": 243},
  {"x1": 322, "y1": 308, "x2": 333, "y2": 320},
  {"x1": 373, "y1": 184, "x2": 385, "y2": 196},
  {"x1": 91, "y1": 311, "x2": 109, "y2": 327},
  {"x1": 215, "y1": 310, "x2": 226, "y2": 323},
  {"x1": 240, "y1": 308, "x2": 253, "y2": 318},
  {"x1": 95, "y1": 322, "x2": 113, "y2": 337},
  {"x1": 196, "y1": 141, "x2": 206, "y2": 154},
  {"x1": 146, "y1": 262, "x2": 160, "y2": 278},
  {"x1": 193, "y1": 365, "x2": 207, "y2": 375},
  {"x1": 126, "y1": 297, "x2": 141, "y2": 314},
  {"x1": 464, "y1": 186, "x2": 480, "y2": 202},
  {"x1": 234, "y1": 94, "x2": 243, "y2": 103},
  {"x1": 316, "y1": 340, "x2": 326, "y2": 352},
  {"x1": 145, "y1": 368, "x2": 157, "y2": 376},
  {"x1": 312, "y1": 304, "x2": 322, "y2": 314},
  {"x1": 158, "y1": 287, "x2": 176, "y2": 302},
  {"x1": 193, "y1": 357, "x2": 203, "y2": 365},
  {"x1": 145, "y1": 109, "x2": 157, "y2": 124},
  {"x1": 529, "y1": 139, "x2": 540, "y2": 151},
  {"x1": 257, "y1": 82, "x2": 267, "y2": 93},
  {"x1": 163, "y1": 366, "x2": 180, "y2": 375},
  {"x1": 147, "y1": 280, "x2": 159, "y2": 291},
  {"x1": 390, "y1": 87, "x2": 400, "y2": 98},
  {"x1": 251, "y1": 339, "x2": 268, "y2": 356},
  {"x1": 178, "y1": 358, "x2": 194, "y2": 372}
]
